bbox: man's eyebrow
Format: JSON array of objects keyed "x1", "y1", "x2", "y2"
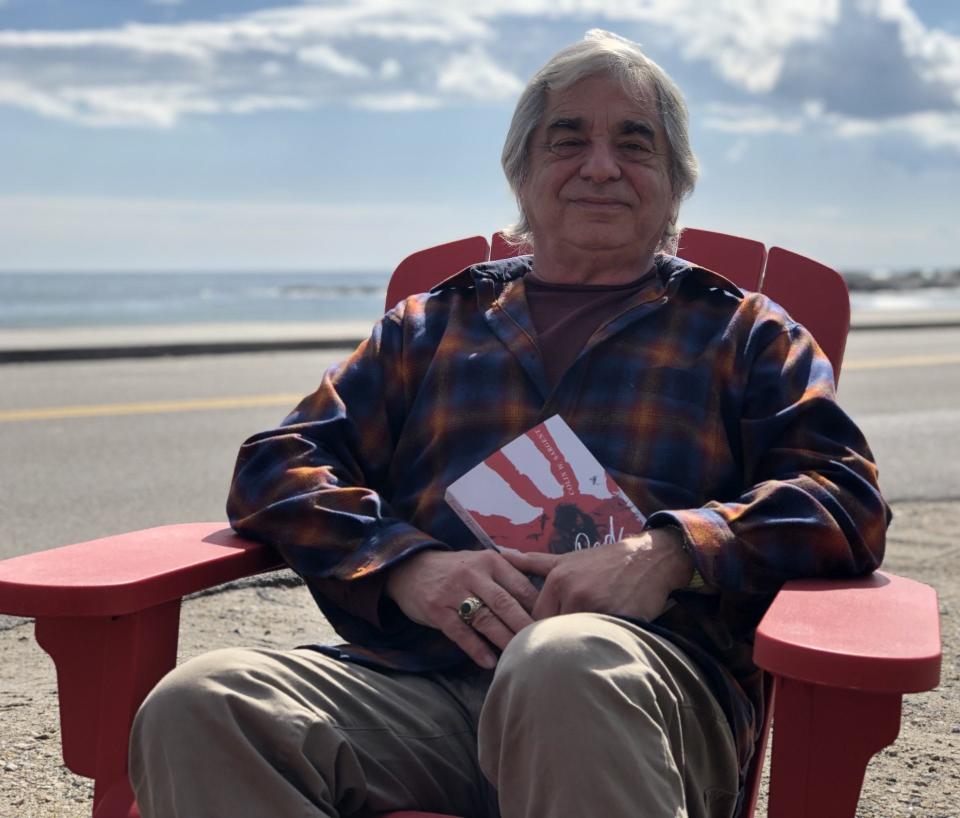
[
  {"x1": 619, "y1": 120, "x2": 656, "y2": 139},
  {"x1": 546, "y1": 116, "x2": 583, "y2": 132}
]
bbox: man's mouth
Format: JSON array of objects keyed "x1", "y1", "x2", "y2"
[{"x1": 572, "y1": 197, "x2": 628, "y2": 209}]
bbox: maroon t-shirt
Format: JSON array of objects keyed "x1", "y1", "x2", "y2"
[{"x1": 523, "y1": 267, "x2": 659, "y2": 390}]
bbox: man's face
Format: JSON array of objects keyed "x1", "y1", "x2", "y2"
[{"x1": 520, "y1": 74, "x2": 676, "y2": 268}]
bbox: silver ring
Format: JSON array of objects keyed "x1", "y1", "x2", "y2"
[{"x1": 458, "y1": 595, "x2": 486, "y2": 625}]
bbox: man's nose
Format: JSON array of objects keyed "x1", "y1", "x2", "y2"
[{"x1": 579, "y1": 142, "x2": 621, "y2": 182}]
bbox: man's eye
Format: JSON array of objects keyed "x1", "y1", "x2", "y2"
[
  {"x1": 548, "y1": 139, "x2": 585, "y2": 157},
  {"x1": 619, "y1": 142, "x2": 655, "y2": 157}
]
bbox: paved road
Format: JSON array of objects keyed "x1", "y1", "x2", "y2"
[
  {"x1": 1, "y1": 326, "x2": 959, "y2": 559},
  {"x1": 837, "y1": 326, "x2": 960, "y2": 503}
]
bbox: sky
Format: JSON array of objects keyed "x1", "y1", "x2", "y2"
[{"x1": 0, "y1": 0, "x2": 958, "y2": 273}]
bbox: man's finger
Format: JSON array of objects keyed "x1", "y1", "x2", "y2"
[
  {"x1": 441, "y1": 618, "x2": 499, "y2": 669},
  {"x1": 474, "y1": 576, "x2": 536, "y2": 636},
  {"x1": 531, "y1": 575, "x2": 562, "y2": 620},
  {"x1": 499, "y1": 549, "x2": 561, "y2": 576},
  {"x1": 490, "y1": 560, "x2": 541, "y2": 614},
  {"x1": 467, "y1": 606, "x2": 516, "y2": 651}
]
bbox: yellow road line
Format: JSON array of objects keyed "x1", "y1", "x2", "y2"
[
  {"x1": 2, "y1": 352, "x2": 959, "y2": 423},
  {"x1": 844, "y1": 352, "x2": 960, "y2": 371},
  {"x1": 0, "y1": 394, "x2": 304, "y2": 423}
]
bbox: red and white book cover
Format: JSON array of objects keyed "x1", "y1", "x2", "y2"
[{"x1": 445, "y1": 414, "x2": 646, "y2": 554}]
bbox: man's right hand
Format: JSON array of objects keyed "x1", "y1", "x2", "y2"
[{"x1": 384, "y1": 549, "x2": 540, "y2": 669}]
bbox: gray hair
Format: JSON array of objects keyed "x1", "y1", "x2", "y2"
[{"x1": 500, "y1": 29, "x2": 699, "y2": 253}]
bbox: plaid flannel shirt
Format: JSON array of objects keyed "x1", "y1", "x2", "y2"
[{"x1": 228, "y1": 254, "x2": 889, "y2": 776}]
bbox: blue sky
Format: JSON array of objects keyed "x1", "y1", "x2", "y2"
[{"x1": 1, "y1": 0, "x2": 958, "y2": 272}]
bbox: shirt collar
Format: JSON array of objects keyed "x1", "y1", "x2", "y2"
[{"x1": 429, "y1": 252, "x2": 745, "y2": 299}]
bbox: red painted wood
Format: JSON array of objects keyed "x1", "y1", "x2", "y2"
[
  {"x1": 93, "y1": 775, "x2": 140, "y2": 818},
  {"x1": 385, "y1": 236, "x2": 489, "y2": 311},
  {"x1": 0, "y1": 523, "x2": 282, "y2": 617},
  {"x1": 766, "y1": 678, "x2": 902, "y2": 818},
  {"x1": 760, "y1": 246, "x2": 850, "y2": 383},
  {"x1": 92, "y1": 779, "x2": 138, "y2": 818},
  {"x1": 36, "y1": 602, "x2": 180, "y2": 816},
  {"x1": 489, "y1": 231, "x2": 529, "y2": 260},
  {"x1": 676, "y1": 227, "x2": 766, "y2": 291},
  {"x1": 755, "y1": 571, "x2": 942, "y2": 693}
]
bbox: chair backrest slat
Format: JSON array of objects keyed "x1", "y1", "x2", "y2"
[
  {"x1": 676, "y1": 227, "x2": 766, "y2": 291},
  {"x1": 384, "y1": 236, "x2": 489, "y2": 312},
  {"x1": 387, "y1": 230, "x2": 848, "y2": 381},
  {"x1": 490, "y1": 232, "x2": 529, "y2": 260},
  {"x1": 761, "y1": 246, "x2": 850, "y2": 381}
]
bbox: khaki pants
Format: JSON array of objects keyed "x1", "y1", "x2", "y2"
[{"x1": 130, "y1": 613, "x2": 739, "y2": 818}]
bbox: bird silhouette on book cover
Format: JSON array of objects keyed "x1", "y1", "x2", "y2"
[{"x1": 445, "y1": 415, "x2": 646, "y2": 554}]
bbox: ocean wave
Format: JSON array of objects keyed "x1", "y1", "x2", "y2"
[
  {"x1": 842, "y1": 267, "x2": 960, "y2": 292},
  {"x1": 0, "y1": 271, "x2": 391, "y2": 328},
  {"x1": 277, "y1": 284, "x2": 385, "y2": 300}
]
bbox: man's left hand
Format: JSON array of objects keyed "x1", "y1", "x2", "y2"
[{"x1": 499, "y1": 528, "x2": 694, "y2": 622}]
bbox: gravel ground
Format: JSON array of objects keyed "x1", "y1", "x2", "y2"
[{"x1": 1, "y1": 499, "x2": 957, "y2": 818}]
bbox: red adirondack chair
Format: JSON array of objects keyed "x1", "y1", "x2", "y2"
[{"x1": 0, "y1": 228, "x2": 941, "y2": 818}]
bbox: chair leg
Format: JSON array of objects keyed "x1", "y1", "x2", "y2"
[
  {"x1": 92, "y1": 778, "x2": 138, "y2": 818},
  {"x1": 35, "y1": 601, "x2": 181, "y2": 818},
  {"x1": 766, "y1": 677, "x2": 902, "y2": 818}
]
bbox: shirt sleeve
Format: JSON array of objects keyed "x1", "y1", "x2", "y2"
[
  {"x1": 226, "y1": 304, "x2": 448, "y2": 631},
  {"x1": 647, "y1": 313, "x2": 890, "y2": 594}
]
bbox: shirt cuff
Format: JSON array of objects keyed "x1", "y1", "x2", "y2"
[
  {"x1": 313, "y1": 540, "x2": 447, "y2": 631},
  {"x1": 645, "y1": 507, "x2": 733, "y2": 590},
  {"x1": 313, "y1": 571, "x2": 392, "y2": 630}
]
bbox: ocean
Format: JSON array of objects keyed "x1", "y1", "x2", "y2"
[
  {"x1": 1, "y1": 270, "x2": 959, "y2": 329},
  {"x1": 0, "y1": 271, "x2": 391, "y2": 329}
]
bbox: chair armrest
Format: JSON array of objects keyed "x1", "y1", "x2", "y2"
[
  {"x1": 755, "y1": 571, "x2": 941, "y2": 817},
  {"x1": 0, "y1": 522, "x2": 284, "y2": 619},
  {"x1": 754, "y1": 570, "x2": 941, "y2": 693},
  {"x1": 0, "y1": 522, "x2": 284, "y2": 805}
]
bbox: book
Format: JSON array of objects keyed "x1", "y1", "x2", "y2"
[{"x1": 445, "y1": 414, "x2": 646, "y2": 554}]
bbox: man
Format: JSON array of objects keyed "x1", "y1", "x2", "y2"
[{"x1": 130, "y1": 30, "x2": 888, "y2": 818}]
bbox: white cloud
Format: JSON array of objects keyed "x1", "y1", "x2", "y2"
[
  {"x1": 702, "y1": 104, "x2": 806, "y2": 135},
  {"x1": 0, "y1": 2, "x2": 514, "y2": 127},
  {"x1": 351, "y1": 92, "x2": 442, "y2": 112},
  {"x1": 260, "y1": 60, "x2": 284, "y2": 78},
  {"x1": 0, "y1": 79, "x2": 76, "y2": 120},
  {"x1": 881, "y1": 0, "x2": 960, "y2": 104},
  {"x1": 0, "y1": 0, "x2": 956, "y2": 157},
  {"x1": 702, "y1": 99, "x2": 960, "y2": 156},
  {"x1": 646, "y1": 0, "x2": 842, "y2": 93},
  {"x1": 379, "y1": 58, "x2": 402, "y2": 80},
  {"x1": 296, "y1": 45, "x2": 370, "y2": 77},
  {"x1": 436, "y1": 47, "x2": 524, "y2": 101},
  {"x1": 0, "y1": 78, "x2": 310, "y2": 128},
  {"x1": 724, "y1": 139, "x2": 750, "y2": 164},
  {"x1": 57, "y1": 84, "x2": 214, "y2": 128},
  {"x1": 225, "y1": 94, "x2": 312, "y2": 115},
  {"x1": 830, "y1": 110, "x2": 960, "y2": 151}
]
